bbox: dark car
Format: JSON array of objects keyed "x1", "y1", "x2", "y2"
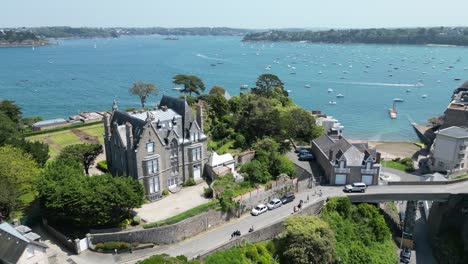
[
  {"x1": 298, "y1": 149, "x2": 311, "y2": 155},
  {"x1": 294, "y1": 146, "x2": 307, "y2": 153},
  {"x1": 400, "y1": 248, "x2": 411, "y2": 262},
  {"x1": 280, "y1": 193, "x2": 296, "y2": 204},
  {"x1": 299, "y1": 153, "x2": 314, "y2": 161}
]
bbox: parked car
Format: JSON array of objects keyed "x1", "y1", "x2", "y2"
[
  {"x1": 294, "y1": 146, "x2": 307, "y2": 153},
  {"x1": 280, "y1": 193, "x2": 296, "y2": 204},
  {"x1": 299, "y1": 153, "x2": 314, "y2": 161},
  {"x1": 400, "y1": 248, "x2": 411, "y2": 262},
  {"x1": 251, "y1": 204, "x2": 268, "y2": 216},
  {"x1": 267, "y1": 198, "x2": 282, "y2": 210},
  {"x1": 343, "y1": 182, "x2": 367, "y2": 193},
  {"x1": 298, "y1": 149, "x2": 311, "y2": 155}
]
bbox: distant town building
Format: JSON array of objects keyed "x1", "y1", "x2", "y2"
[
  {"x1": 442, "y1": 81, "x2": 468, "y2": 129},
  {"x1": 69, "y1": 111, "x2": 106, "y2": 123},
  {"x1": 311, "y1": 135, "x2": 381, "y2": 185},
  {"x1": 32, "y1": 118, "x2": 70, "y2": 131},
  {"x1": 0, "y1": 222, "x2": 48, "y2": 264},
  {"x1": 430, "y1": 126, "x2": 468, "y2": 173},
  {"x1": 104, "y1": 96, "x2": 208, "y2": 201},
  {"x1": 315, "y1": 115, "x2": 344, "y2": 138}
]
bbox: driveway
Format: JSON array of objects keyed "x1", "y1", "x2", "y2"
[
  {"x1": 286, "y1": 148, "x2": 321, "y2": 181},
  {"x1": 135, "y1": 182, "x2": 211, "y2": 223}
]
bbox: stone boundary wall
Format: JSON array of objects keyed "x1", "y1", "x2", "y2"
[
  {"x1": 89, "y1": 209, "x2": 233, "y2": 245},
  {"x1": 198, "y1": 198, "x2": 325, "y2": 259},
  {"x1": 235, "y1": 150, "x2": 255, "y2": 165},
  {"x1": 42, "y1": 218, "x2": 79, "y2": 254},
  {"x1": 387, "y1": 177, "x2": 468, "y2": 185},
  {"x1": 294, "y1": 163, "x2": 313, "y2": 181}
]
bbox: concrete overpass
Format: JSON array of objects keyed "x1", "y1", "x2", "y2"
[{"x1": 346, "y1": 180, "x2": 468, "y2": 203}]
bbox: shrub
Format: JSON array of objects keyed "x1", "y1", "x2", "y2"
[
  {"x1": 162, "y1": 189, "x2": 169, "y2": 196},
  {"x1": 203, "y1": 187, "x2": 213, "y2": 198},
  {"x1": 125, "y1": 107, "x2": 137, "y2": 112},
  {"x1": 95, "y1": 241, "x2": 130, "y2": 250},
  {"x1": 119, "y1": 218, "x2": 132, "y2": 228},
  {"x1": 182, "y1": 178, "x2": 196, "y2": 187},
  {"x1": 96, "y1": 160, "x2": 108, "y2": 172},
  {"x1": 131, "y1": 216, "x2": 141, "y2": 226}
]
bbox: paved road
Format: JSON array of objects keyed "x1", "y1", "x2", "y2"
[
  {"x1": 65, "y1": 180, "x2": 468, "y2": 263},
  {"x1": 414, "y1": 207, "x2": 437, "y2": 264}
]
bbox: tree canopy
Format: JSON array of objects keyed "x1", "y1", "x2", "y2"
[
  {"x1": 129, "y1": 81, "x2": 159, "y2": 109},
  {"x1": 280, "y1": 215, "x2": 337, "y2": 264},
  {"x1": 38, "y1": 160, "x2": 145, "y2": 229},
  {"x1": 0, "y1": 146, "x2": 40, "y2": 220},
  {"x1": 57, "y1": 143, "x2": 103, "y2": 175},
  {"x1": 173, "y1": 75, "x2": 206, "y2": 96}
]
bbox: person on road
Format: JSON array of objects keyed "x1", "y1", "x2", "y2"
[{"x1": 307, "y1": 195, "x2": 310, "y2": 203}]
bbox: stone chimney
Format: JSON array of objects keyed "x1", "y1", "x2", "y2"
[
  {"x1": 376, "y1": 152, "x2": 382, "y2": 163},
  {"x1": 125, "y1": 122, "x2": 133, "y2": 149},
  {"x1": 104, "y1": 114, "x2": 111, "y2": 139},
  {"x1": 196, "y1": 103, "x2": 203, "y2": 132}
]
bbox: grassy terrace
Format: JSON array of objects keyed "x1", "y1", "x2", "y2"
[
  {"x1": 142, "y1": 200, "x2": 220, "y2": 229},
  {"x1": 26, "y1": 123, "x2": 104, "y2": 159},
  {"x1": 381, "y1": 160, "x2": 407, "y2": 171}
]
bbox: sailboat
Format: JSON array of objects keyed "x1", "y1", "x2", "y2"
[{"x1": 388, "y1": 101, "x2": 397, "y2": 119}]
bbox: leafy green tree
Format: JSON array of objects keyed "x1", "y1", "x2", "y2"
[
  {"x1": 39, "y1": 160, "x2": 145, "y2": 228},
  {"x1": 0, "y1": 146, "x2": 39, "y2": 220},
  {"x1": 252, "y1": 74, "x2": 285, "y2": 96},
  {"x1": 57, "y1": 143, "x2": 103, "y2": 175},
  {"x1": 0, "y1": 100, "x2": 22, "y2": 124},
  {"x1": 173, "y1": 75, "x2": 206, "y2": 96},
  {"x1": 280, "y1": 107, "x2": 322, "y2": 142},
  {"x1": 270, "y1": 155, "x2": 296, "y2": 179},
  {"x1": 208, "y1": 86, "x2": 226, "y2": 96},
  {"x1": 129, "y1": 81, "x2": 159, "y2": 109},
  {"x1": 239, "y1": 160, "x2": 271, "y2": 184},
  {"x1": 10, "y1": 139, "x2": 49, "y2": 167},
  {"x1": 0, "y1": 112, "x2": 19, "y2": 145},
  {"x1": 280, "y1": 215, "x2": 337, "y2": 264}
]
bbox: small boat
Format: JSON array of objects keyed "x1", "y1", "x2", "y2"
[
  {"x1": 336, "y1": 94, "x2": 344, "y2": 98},
  {"x1": 393, "y1": 98, "x2": 404, "y2": 102},
  {"x1": 290, "y1": 72, "x2": 296, "y2": 75},
  {"x1": 304, "y1": 85, "x2": 311, "y2": 88},
  {"x1": 265, "y1": 65, "x2": 272, "y2": 70},
  {"x1": 389, "y1": 102, "x2": 397, "y2": 119},
  {"x1": 421, "y1": 94, "x2": 428, "y2": 98},
  {"x1": 406, "y1": 89, "x2": 411, "y2": 92},
  {"x1": 327, "y1": 88, "x2": 333, "y2": 93},
  {"x1": 210, "y1": 63, "x2": 216, "y2": 66},
  {"x1": 415, "y1": 82, "x2": 424, "y2": 87},
  {"x1": 240, "y1": 84, "x2": 249, "y2": 89},
  {"x1": 318, "y1": 71, "x2": 323, "y2": 74},
  {"x1": 454, "y1": 78, "x2": 461, "y2": 81},
  {"x1": 329, "y1": 101, "x2": 337, "y2": 105}
]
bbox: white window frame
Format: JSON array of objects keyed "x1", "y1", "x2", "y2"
[
  {"x1": 149, "y1": 177, "x2": 160, "y2": 193},
  {"x1": 146, "y1": 159, "x2": 159, "y2": 175},
  {"x1": 146, "y1": 142, "x2": 154, "y2": 153}
]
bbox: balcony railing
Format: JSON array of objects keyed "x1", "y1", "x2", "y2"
[
  {"x1": 361, "y1": 168, "x2": 379, "y2": 174},
  {"x1": 334, "y1": 167, "x2": 350, "y2": 173}
]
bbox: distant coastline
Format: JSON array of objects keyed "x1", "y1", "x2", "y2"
[{"x1": 243, "y1": 27, "x2": 468, "y2": 46}]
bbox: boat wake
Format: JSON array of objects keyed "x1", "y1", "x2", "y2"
[
  {"x1": 195, "y1": 53, "x2": 224, "y2": 61},
  {"x1": 333, "y1": 81, "x2": 422, "y2": 87}
]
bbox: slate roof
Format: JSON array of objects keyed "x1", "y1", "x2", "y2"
[
  {"x1": 32, "y1": 118, "x2": 68, "y2": 128},
  {"x1": 313, "y1": 135, "x2": 373, "y2": 166},
  {"x1": 437, "y1": 126, "x2": 468, "y2": 138},
  {"x1": 313, "y1": 135, "x2": 352, "y2": 157},
  {"x1": 0, "y1": 223, "x2": 47, "y2": 264},
  {"x1": 208, "y1": 152, "x2": 235, "y2": 167},
  {"x1": 342, "y1": 146, "x2": 365, "y2": 166},
  {"x1": 160, "y1": 95, "x2": 194, "y2": 126}
]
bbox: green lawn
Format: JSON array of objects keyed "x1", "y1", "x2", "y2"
[
  {"x1": 381, "y1": 160, "x2": 407, "y2": 171},
  {"x1": 78, "y1": 125, "x2": 105, "y2": 144},
  {"x1": 453, "y1": 174, "x2": 468, "y2": 180},
  {"x1": 26, "y1": 123, "x2": 103, "y2": 159},
  {"x1": 143, "y1": 200, "x2": 219, "y2": 228}
]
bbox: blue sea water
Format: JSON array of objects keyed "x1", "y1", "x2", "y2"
[{"x1": 1, "y1": 36, "x2": 467, "y2": 141}]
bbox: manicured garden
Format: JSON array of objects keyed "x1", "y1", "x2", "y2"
[{"x1": 381, "y1": 157, "x2": 415, "y2": 172}]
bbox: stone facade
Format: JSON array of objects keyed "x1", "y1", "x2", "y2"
[
  {"x1": 104, "y1": 96, "x2": 208, "y2": 201},
  {"x1": 311, "y1": 135, "x2": 381, "y2": 185}
]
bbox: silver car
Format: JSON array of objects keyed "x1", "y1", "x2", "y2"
[{"x1": 267, "y1": 198, "x2": 282, "y2": 210}]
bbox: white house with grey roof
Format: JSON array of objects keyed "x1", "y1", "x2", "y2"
[
  {"x1": 311, "y1": 135, "x2": 381, "y2": 185},
  {"x1": 430, "y1": 126, "x2": 468, "y2": 173},
  {"x1": 104, "y1": 95, "x2": 208, "y2": 201},
  {"x1": 0, "y1": 222, "x2": 48, "y2": 264}
]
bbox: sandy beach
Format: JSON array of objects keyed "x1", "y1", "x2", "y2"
[{"x1": 350, "y1": 140, "x2": 421, "y2": 160}]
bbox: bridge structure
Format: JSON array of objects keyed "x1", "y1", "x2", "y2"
[{"x1": 346, "y1": 180, "x2": 468, "y2": 203}]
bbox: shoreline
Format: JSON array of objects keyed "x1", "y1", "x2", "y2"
[{"x1": 349, "y1": 139, "x2": 421, "y2": 159}]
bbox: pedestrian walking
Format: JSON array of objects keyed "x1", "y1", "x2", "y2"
[{"x1": 307, "y1": 195, "x2": 310, "y2": 203}]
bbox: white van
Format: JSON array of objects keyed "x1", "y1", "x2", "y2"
[{"x1": 343, "y1": 182, "x2": 367, "y2": 193}]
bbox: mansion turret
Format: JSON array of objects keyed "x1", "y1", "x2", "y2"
[{"x1": 104, "y1": 96, "x2": 208, "y2": 201}]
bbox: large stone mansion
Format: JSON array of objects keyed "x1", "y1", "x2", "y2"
[{"x1": 103, "y1": 95, "x2": 208, "y2": 201}]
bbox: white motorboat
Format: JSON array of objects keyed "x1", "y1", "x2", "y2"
[
  {"x1": 336, "y1": 93, "x2": 344, "y2": 98},
  {"x1": 304, "y1": 85, "x2": 311, "y2": 88},
  {"x1": 327, "y1": 88, "x2": 333, "y2": 93},
  {"x1": 329, "y1": 101, "x2": 337, "y2": 105}
]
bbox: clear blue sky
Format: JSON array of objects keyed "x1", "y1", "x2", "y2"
[{"x1": 1, "y1": 0, "x2": 467, "y2": 29}]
